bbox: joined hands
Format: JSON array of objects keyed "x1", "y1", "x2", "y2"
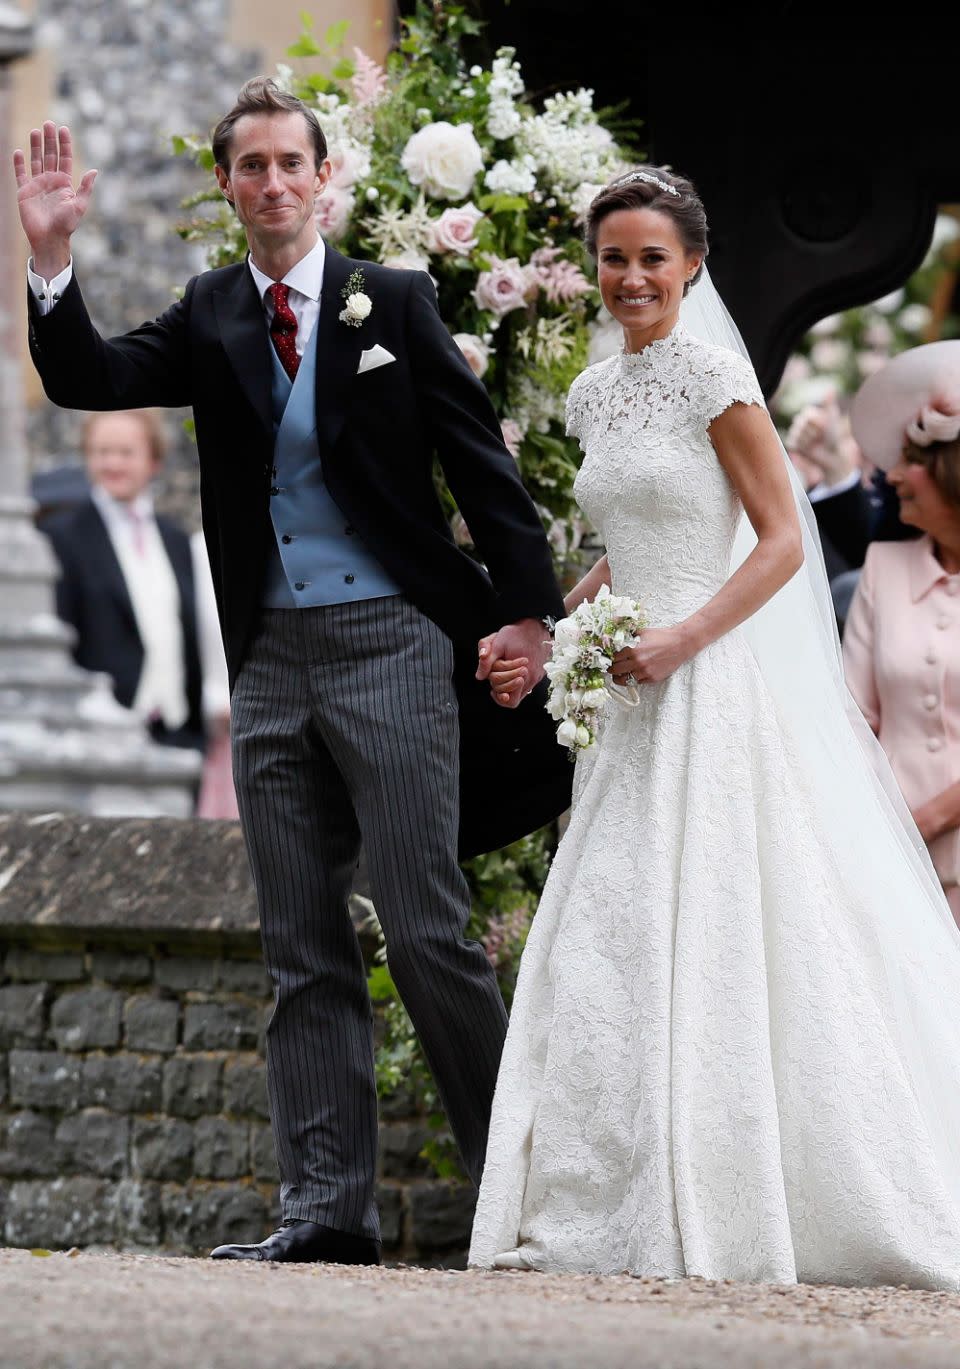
[{"x1": 476, "y1": 618, "x2": 552, "y2": 709}]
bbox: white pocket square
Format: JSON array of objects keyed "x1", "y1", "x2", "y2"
[{"x1": 357, "y1": 344, "x2": 396, "y2": 375}]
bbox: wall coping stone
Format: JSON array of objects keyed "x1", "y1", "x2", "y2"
[{"x1": 0, "y1": 814, "x2": 260, "y2": 949}]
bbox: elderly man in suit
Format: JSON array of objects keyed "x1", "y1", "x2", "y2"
[
  {"x1": 14, "y1": 78, "x2": 569, "y2": 1266},
  {"x1": 44, "y1": 408, "x2": 205, "y2": 752}
]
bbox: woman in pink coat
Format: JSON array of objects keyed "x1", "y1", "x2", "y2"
[{"x1": 843, "y1": 342, "x2": 960, "y2": 922}]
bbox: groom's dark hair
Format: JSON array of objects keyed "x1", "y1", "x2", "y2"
[{"x1": 212, "y1": 77, "x2": 328, "y2": 172}]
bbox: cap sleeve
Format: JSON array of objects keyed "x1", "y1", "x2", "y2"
[
  {"x1": 565, "y1": 369, "x2": 591, "y2": 448},
  {"x1": 700, "y1": 348, "x2": 766, "y2": 428}
]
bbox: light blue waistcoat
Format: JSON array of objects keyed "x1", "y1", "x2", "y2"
[{"x1": 261, "y1": 323, "x2": 403, "y2": 609}]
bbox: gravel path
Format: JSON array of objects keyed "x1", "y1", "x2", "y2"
[{"x1": 4, "y1": 1248, "x2": 960, "y2": 1368}]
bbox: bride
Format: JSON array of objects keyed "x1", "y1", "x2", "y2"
[{"x1": 468, "y1": 166, "x2": 960, "y2": 1288}]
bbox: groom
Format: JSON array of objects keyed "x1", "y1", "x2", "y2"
[{"x1": 15, "y1": 78, "x2": 568, "y2": 1264}]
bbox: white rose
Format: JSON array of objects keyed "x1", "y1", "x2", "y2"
[
  {"x1": 557, "y1": 718, "x2": 578, "y2": 747},
  {"x1": 553, "y1": 618, "x2": 579, "y2": 649},
  {"x1": 401, "y1": 121, "x2": 484, "y2": 201},
  {"x1": 453, "y1": 332, "x2": 490, "y2": 379},
  {"x1": 345, "y1": 292, "x2": 372, "y2": 322}
]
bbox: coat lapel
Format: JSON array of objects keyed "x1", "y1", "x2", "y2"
[
  {"x1": 212, "y1": 266, "x2": 273, "y2": 437},
  {"x1": 313, "y1": 247, "x2": 365, "y2": 456}
]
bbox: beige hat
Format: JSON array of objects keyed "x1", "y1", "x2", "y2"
[{"x1": 850, "y1": 340, "x2": 960, "y2": 471}]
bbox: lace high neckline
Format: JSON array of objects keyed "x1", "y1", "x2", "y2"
[{"x1": 619, "y1": 321, "x2": 687, "y2": 370}]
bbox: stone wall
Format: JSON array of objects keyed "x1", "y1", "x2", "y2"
[{"x1": 0, "y1": 812, "x2": 476, "y2": 1262}]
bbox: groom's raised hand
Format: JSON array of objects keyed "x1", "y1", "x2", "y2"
[
  {"x1": 13, "y1": 122, "x2": 97, "y2": 278},
  {"x1": 477, "y1": 619, "x2": 551, "y2": 709}
]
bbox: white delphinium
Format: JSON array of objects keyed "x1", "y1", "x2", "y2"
[
  {"x1": 484, "y1": 155, "x2": 537, "y2": 196},
  {"x1": 515, "y1": 89, "x2": 627, "y2": 206},
  {"x1": 569, "y1": 181, "x2": 605, "y2": 222},
  {"x1": 486, "y1": 47, "x2": 524, "y2": 141}
]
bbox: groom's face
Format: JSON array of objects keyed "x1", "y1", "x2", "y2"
[{"x1": 216, "y1": 111, "x2": 330, "y2": 258}]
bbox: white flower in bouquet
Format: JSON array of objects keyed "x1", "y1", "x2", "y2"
[
  {"x1": 382, "y1": 249, "x2": 433, "y2": 274},
  {"x1": 327, "y1": 136, "x2": 372, "y2": 190},
  {"x1": 569, "y1": 181, "x2": 605, "y2": 222},
  {"x1": 515, "y1": 91, "x2": 625, "y2": 205},
  {"x1": 487, "y1": 48, "x2": 524, "y2": 141},
  {"x1": 484, "y1": 156, "x2": 537, "y2": 197},
  {"x1": 364, "y1": 199, "x2": 435, "y2": 261},
  {"x1": 453, "y1": 332, "x2": 491, "y2": 379},
  {"x1": 401, "y1": 121, "x2": 484, "y2": 201},
  {"x1": 545, "y1": 585, "x2": 647, "y2": 753}
]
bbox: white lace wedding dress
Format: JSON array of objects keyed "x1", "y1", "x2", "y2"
[{"x1": 468, "y1": 321, "x2": 960, "y2": 1287}]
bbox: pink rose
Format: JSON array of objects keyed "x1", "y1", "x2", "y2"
[
  {"x1": 500, "y1": 418, "x2": 524, "y2": 459},
  {"x1": 327, "y1": 142, "x2": 370, "y2": 190},
  {"x1": 473, "y1": 257, "x2": 529, "y2": 318},
  {"x1": 315, "y1": 184, "x2": 355, "y2": 241},
  {"x1": 427, "y1": 203, "x2": 484, "y2": 256},
  {"x1": 453, "y1": 333, "x2": 490, "y2": 379}
]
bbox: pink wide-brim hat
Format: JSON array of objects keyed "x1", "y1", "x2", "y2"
[{"x1": 850, "y1": 340, "x2": 960, "y2": 471}]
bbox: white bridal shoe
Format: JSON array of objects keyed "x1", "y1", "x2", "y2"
[{"x1": 492, "y1": 1247, "x2": 539, "y2": 1270}]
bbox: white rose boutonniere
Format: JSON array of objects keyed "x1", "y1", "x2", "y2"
[{"x1": 339, "y1": 268, "x2": 372, "y2": 328}]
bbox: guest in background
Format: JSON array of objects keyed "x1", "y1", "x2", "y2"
[
  {"x1": 43, "y1": 409, "x2": 205, "y2": 753},
  {"x1": 843, "y1": 341, "x2": 960, "y2": 922},
  {"x1": 191, "y1": 529, "x2": 239, "y2": 819},
  {"x1": 786, "y1": 388, "x2": 873, "y2": 581}
]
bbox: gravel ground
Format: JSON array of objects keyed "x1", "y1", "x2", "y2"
[{"x1": 4, "y1": 1248, "x2": 960, "y2": 1368}]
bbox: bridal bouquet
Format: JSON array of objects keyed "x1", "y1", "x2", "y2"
[{"x1": 545, "y1": 585, "x2": 647, "y2": 752}]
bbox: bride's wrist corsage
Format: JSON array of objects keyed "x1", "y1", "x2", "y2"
[{"x1": 544, "y1": 585, "x2": 647, "y2": 754}]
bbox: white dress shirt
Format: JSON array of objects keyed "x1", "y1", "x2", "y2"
[
  {"x1": 247, "y1": 236, "x2": 325, "y2": 355},
  {"x1": 90, "y1": 485, "x2": 188, "y2": 731}
]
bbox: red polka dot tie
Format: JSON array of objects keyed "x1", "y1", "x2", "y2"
[{"x1": 268, "y1": 282, "x2": 300, "y2": 381}]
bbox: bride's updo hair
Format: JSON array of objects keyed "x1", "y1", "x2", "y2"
[{"x1": 584, "y1": 166, "x2": 709, "y2": 294}]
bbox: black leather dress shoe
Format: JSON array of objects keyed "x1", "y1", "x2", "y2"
[{"x1": 210, "y1": 1219, "x2": 382, "y2": 1265}]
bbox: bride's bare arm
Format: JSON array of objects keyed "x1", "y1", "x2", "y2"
[
  {"x1": 563, "y1": 554, "x2": 611, "y2": 614},
  {"x1": 610, "y1": 402, "x2": 802, "y2": 686}
]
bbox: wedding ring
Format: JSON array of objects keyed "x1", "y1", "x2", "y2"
[{"x1": 624, "y1": 672, "x2": 638, "y2": 686}]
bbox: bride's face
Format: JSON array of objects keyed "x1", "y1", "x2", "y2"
[{"x1": 596, "y1": 208, "x2": 701, "y2": 349}]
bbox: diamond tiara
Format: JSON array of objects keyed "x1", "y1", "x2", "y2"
[{"x1": 609, "y1": 170, "x2": 681, "y2": 199}]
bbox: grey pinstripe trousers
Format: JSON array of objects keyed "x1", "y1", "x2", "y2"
[{"x1": 230, "y1": 596, "x2": 508, "y2": 1240}]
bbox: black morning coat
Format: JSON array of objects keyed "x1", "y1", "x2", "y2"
[
  {"x1": 28, "y1": 245, "x2": 573, "y2": 857},
  {"x1": 43, "y1": 497, "x2": 205, "y2": 747}
]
